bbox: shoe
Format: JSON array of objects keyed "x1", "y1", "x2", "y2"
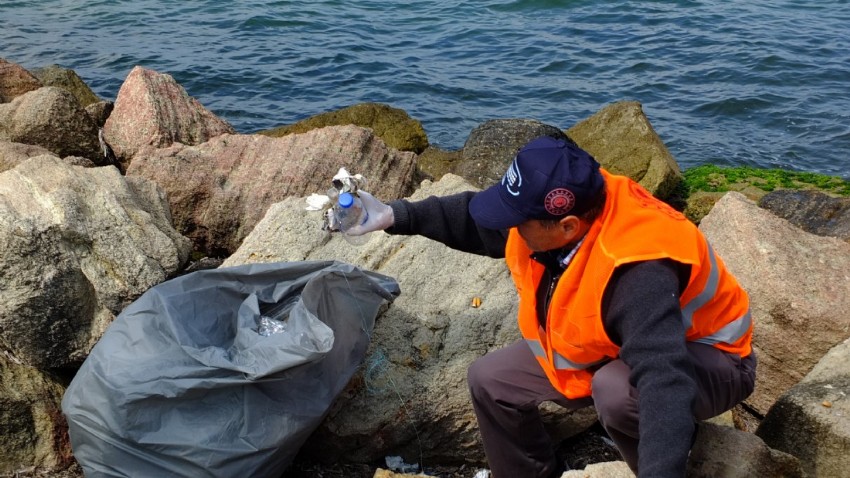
[{"x1": 551, "y1": 459, "x2": 571, "y2": 478}]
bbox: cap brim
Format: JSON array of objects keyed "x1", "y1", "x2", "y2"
[{"x1": 469, "y1": 185, "x2": 528, "y2": 230}]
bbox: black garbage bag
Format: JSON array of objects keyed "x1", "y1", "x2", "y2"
[{"x1": 62, "y1": 260, "x2": 399, "y2": 477}]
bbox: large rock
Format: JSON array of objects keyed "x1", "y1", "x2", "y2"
[
  {"x1": 0, "y1": 354, "x2": 71, "y2": 474},
  {"x1": 30, "y1": 64, "x2": 100, "y2": 108},
  {"x1": 102, "y1": 66, "x2": 234, "y2": 164},
  {"x1": 759, "y1": 189, "x2": 850, "y2": 242},
  {"x1": 0, "y1": 87, "x2": 102, "y2": 162},
  {"x1": 261, "y1": 102, "x2": 429, "y2": 154},
  {"x1": 560, "y1": 426, "x2": 803, "y2": 478},
  {"x1": 127, "y1": 125, "x2": 418, "y2": 256},
  {"x1": 757, "y1": 337, "x2": 850, "y2": 478},
  {"x1": 223, "y1": 174, "x2": 598, "y2": 465},
  {"x1": 84, "y1": 100, "x2": 113, "y2": 128},
  {"x1": 0, "y1": 156, "x2": 191, "y2": 369},
  {"x1": 456, "y1": 119, "x2": 566, "y2": 189},
  {"x1": 686, "y1": 423, "x2": 803, "y2": 477},
  {"x1": 0, "y1": 140, "x2": 57, "y2": 173},
  {"x1": 415, "y1": 146, "x2": 463, "y2": 181},
  {"x1": 699, "y1": 192, "x2": 850, "y2": 415},
  {"x1": 0, "y1": 58, "x2": 42, "y2": 103},
  {"x1": 567, "y1": 101, "x2": 682, "y2": 199},
  {"x1": 562, "y1": 462, "x2": 634, "y2": 478}
]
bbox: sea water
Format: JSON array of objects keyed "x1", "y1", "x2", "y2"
[{"x1": 2, "y1": 0, "x2": 848, "y2": 178}]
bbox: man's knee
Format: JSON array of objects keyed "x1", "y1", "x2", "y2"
[
  {"x1": 467, "y1": 354, "x2": 496, "y2": 400},
  {"x1": 591, "y1": 360, "x2": 636, "y2": 426}
]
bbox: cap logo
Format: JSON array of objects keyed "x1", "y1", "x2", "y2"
[
  {"x1": 503, "y1": 157, "x2": 522, "y2": 196},
  {"x1": 544, "y1": 188, "x2": 575, "y2": 215}
]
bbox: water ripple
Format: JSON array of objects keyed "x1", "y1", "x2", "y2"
[{"x1": 1, "y1": 0, "x2": 848, "y2": 177}]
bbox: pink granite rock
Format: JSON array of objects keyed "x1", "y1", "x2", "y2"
[
  {"x1": 700, "y1": 192, "x2": 850, "y2": 416},
  {"x1": 127, "y1": 125, "x2": 417, "y2": 255},
  {"x1": 103, "y1": 66, "x2": 235, "y2": 165},
  {"x1": 0, "y1": 58, "x2": 42, "y2": 103}
]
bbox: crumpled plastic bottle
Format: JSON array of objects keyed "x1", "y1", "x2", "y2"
[
  {"x1": 333, "y1": 192, "x2": 370, "y2": 245},
  {"x1": 304, "y1": 167, "x2": 371, "y2": 245}
]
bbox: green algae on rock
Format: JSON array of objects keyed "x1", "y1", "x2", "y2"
[
  {"x1": 260, "y1": 102, "x2": 429, "y2": 154},
  {"x1": 682, "y1": 165, "x2": 850, "y2": 224}
]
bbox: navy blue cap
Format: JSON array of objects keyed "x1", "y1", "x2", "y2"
[{"x1": 469, "y1": 136, "x2": 604, "y2": 229}]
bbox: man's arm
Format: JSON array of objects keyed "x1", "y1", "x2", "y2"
[
  {"x1": 602, "y1": 259, "x2": 697, "y2": 476},
  {"x1": 387, "y1": 191, "x2": 508, "y2": 258}
]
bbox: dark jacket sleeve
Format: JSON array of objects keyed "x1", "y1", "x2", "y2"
[
  {"x1": 601, "y1": 259, "x2": 697, "y2": 477},
  {"x1": 386, "y1": 191, "x2": 508, "y2": 258}
]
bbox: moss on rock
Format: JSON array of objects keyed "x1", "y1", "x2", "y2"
[
  {"x1": 415, "y1": 145, "x2": 463, "y2": 181},
  {"x1": 682, "y1": 165, "x2": 850, "y2": 224},
  {"x1": 567, "y1": 101, "x2": 683, "y2": 200},
  {"x1": 259, "y1": 102, "x2": 429, "y2": 154},
  {"x1": 684, "y1": 165, "x2": 849, "y2": 197},
  {"x1": 30, "y1": 64, "x2": 101, "y2": 108}
]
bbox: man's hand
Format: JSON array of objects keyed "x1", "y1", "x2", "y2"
[{"x1": 344, "y1": 191, "x2": 394, "y2": 235}]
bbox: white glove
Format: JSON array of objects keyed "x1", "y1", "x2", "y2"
[{"x1": 344, "y1": 191, "x2": 395, "y2": 236}]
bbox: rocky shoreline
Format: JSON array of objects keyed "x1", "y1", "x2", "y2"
[{"x1": 2, "y1": 57, "x2": 849, "y2": 477}]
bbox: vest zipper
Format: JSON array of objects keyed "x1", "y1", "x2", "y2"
[
  {"x1": 539, "y1": 237, "x2": 585, "y2": 328},
  {"x1": 543, "y1": 271, "x2": 563, "y2": 327}
]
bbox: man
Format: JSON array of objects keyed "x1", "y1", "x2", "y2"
[{"x1": 347, "y1": 135, "x2": 756, "y2": 477}]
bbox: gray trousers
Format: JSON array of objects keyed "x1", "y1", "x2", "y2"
[{"x1": 467, "y1": 340, "x2": 756, "y2": 478}]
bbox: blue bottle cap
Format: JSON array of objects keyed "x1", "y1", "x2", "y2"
[{"x1": 338, "y1": 192, "x2": 354, "y2": 208}]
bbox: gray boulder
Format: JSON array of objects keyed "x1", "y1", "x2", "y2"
[
  {"x1": 127, "y1": 126, "x2": 418, "y2": 256},
  {"x1": 0, "y1": 58, "x2": 42, "y2": 103},
  {"x1": 223, "y1": 174, "x2": 598, "y2": 465},
  {"x1": 0, "y1": 141, "x2": 95, "y2": 174},
  {"x1": 699, "y1": 192, "x2": 850, "y2": 416},
  {"x1": 0, "y1": 156, "x2": 191, "y2": 369},
  {"x1": 0, "y1": 87, "x2": 102, "y2": 162},
  {"x1": 562, "y1": 462, "x2": 634, "y2": 478},
  {"x1": 759, "y1": 189, "x2": 850, "y2": 243},
  {"x1": 567, "y1": 101, "x2": 682, "y2": 199},
  {"x1": 84, "y1": 100, "x2": 114, "y2": 129},
  {"x1": 102, "y1": 66, "x2": 234, "y2": 164},
  {"x1": 456, "y1": 119, "x2": 567, "y2": 188},
  {"x1": 757, "y1": 337, "x2": 850, "y2": 478},
  {"x1": 0, "y1": 140, "x2": 57, "y2": 173},
  {"x1": 558, "y1": 425, "x2": 804, "y2": 478},
  {"x1": 686, "y1": 423, "x2": 803, "y2": 477},
  {"x1": 0, "y1": 353, "x2": 70, "y2": 474}
]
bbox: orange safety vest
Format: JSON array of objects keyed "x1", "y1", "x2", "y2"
[{"x1": 505, "y1": 170, "x2": 753, "y2": 399}]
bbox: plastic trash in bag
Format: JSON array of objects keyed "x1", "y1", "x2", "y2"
[{"x1": 62, "y1": 260, "x2": 399, "y2": 478}]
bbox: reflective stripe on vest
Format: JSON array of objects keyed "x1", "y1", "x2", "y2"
[
  {"x1": 679, "y1": 242, "x2": 751, "y2": 347},
  {"x1": 680, "y1": 242, "x2": 720, "y2": 330},
  {"x1": 525, "y1": 338, "x2": 610, "y2": 371},
  {"x1": 695, "y1": 308, "x2": 753, "y2": 346},
  {"x1": 526, "y1": 338, "x2": 546, "y2": 359}
]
